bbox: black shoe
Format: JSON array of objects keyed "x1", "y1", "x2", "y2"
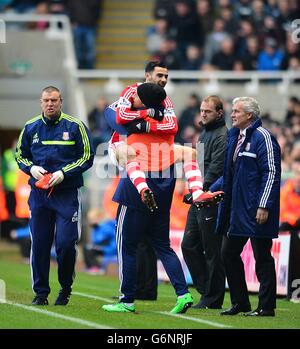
[
  {"x1": 32, "y1": 296, "x2": 48, "y2": 306},
  {"x1": 244, "y1": 308, "x2": 275, "y2": 317},
  {"x1": 54, "y1": 288, "x2": 72, "y2": 306},
  {"x1": 220, "y1": 303, "x2": 251, "y2": 315}
]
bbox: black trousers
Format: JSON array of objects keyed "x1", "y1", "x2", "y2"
[
  {"x1": 181, "y1": 205, "x2": 225, "y2": 307},
  {"x1": 221, "y1": 235, "x2": 276, "y2": 310},
  {"x1": 136, "y1": 233, "x2": 158, "y2": 300}
]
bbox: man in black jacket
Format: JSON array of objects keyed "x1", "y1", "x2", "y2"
[{"x1": 181, "y1": 95, "x2": 227, "y2": 309}]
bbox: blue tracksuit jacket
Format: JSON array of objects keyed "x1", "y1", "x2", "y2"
[
  {"x1": 211, "y1": 119, "x2": 281, "y2": 239},
  {"x1": 15, "y1": 112, "x2": 94, "y2": 189}
]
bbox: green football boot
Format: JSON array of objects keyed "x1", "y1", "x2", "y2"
[
  {"x1": 102, "y1": 302, "x2": 135, "y2": 313},
  {"x1": 170, "y1": 293, "x2": 193, "y2": 314}
]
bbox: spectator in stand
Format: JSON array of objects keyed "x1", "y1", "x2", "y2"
[
  {"x1": 66, "y1": 0, "x2": 101, "y2": 69},
  {"x1": 47, "y1": 0, "x2": 66, "y2": 14},
  {"x1": 287, "y1": 57, "x2": 300, "y2": 82},
  {"x1": 167, "y1": 0, "x2": 200, "y2": 58},
  {"x1": 257, "y1": 16, "x2": 285, "y2": 48},
  {"x1": 83, "y1": 208, "x2": 117, "y2": 275},
  {"x1": 0, "y1": 0, "x2": 13, "y2": 12},
  {"x1": 279, "y1": 160, "x2": 300, "y2": 232},
  {"x1": 181, "y1": 44, "x2": 203, "y2": 74},
  {"x1": 285, "y1": 96, "x2": 300, "y2": 124},
  {"x1": 154, "y1": 36, "x2": 182, "y2": 70},
  {"x1": 265, "y1": 0, "x2": 280, "y2": 18},
  {"x1": 203, "y1": 18, "x2": 230, "y2": 64},
  {"x1": 10, "y1": 225, "x2": 31, "y2": 264},
  {"x1": 87, "y1": 95, "x2": 111, "y2": 151},
  {"x1": 234, "y1": 0, "x2": 253, "y2": 20},
  {"x1": 277, "y1": 0, "x2": 297, "y2": 40},
  {"x1": 239, "y1": 36, "x2": 259, "y2": 70},
  {"x1": 281, "y1": 34, "x2": 300, "y2": 70},
  {"x1": 175, "y1": 93, "x2": 201, "y2": 145},
  {"x1": 8, "y1": 0, "x2": 42, "y2": 13},
  {"x1": 153, "y1": 0, "x2": 175, "y2": 20},
  {"x1": 235, "y1": 19, "x2": 255, "y2": 58},
  {"x1": 257, "y1": 37, "x2": 284, "y2": 71},
  {"x1": 211, "y1": 37, "x2": 237, "y2": 70},
  {"x1": 218, "y1": 5, "x2": 239, "y2": 36},
  {"x1": 251, "y1": 0, "x2": 266, "y2": 29},
  {"x1": 196, "y1": 0, "x2": 215, "y2": 41},
  {"x1": 146, "y1": 18, "x2": 168, "y2": 56}
]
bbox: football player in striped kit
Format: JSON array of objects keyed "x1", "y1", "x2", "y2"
[{"x1": 102, "y1": 62, "x2": 222, "y2": 313}]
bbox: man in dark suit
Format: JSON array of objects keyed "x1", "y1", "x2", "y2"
[{"x1": 211, "y1": 97, "x2": 281, "y2": 317}]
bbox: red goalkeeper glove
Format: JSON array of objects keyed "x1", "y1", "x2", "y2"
[{"x1": 35, "y1": 173, "x2": 53, "y2": 190}]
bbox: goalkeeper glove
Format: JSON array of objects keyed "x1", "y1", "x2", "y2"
[
  {"x1": 48, "y1": 170, "x2": 64, "y2": 187},
  {"x1": 35, "y1": 173, "x2": 53, "y2": 190},
  {"x1": 30, "y1": 165, "x2": 47, "y2": 180},
  {"x1": 147, "y1": 108, "x2": 164, "y2": 122},
  {"x1": 125, "y1": 119, "x2": 150, "y2": 135}
]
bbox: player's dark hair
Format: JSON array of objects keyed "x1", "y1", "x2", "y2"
[{"x1": 145, "y1": 61, "x2": 168, "y2": 73}]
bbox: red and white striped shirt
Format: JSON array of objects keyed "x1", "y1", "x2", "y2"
[{"x1": 116, "y1": 83, "x2": 178, "y2": 171}]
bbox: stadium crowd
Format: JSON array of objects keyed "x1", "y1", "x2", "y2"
[{"x1": 149, "y1": 0, "x2": 300, "y2": 73}]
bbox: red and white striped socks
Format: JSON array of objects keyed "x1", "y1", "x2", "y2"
[
  {"x1": 126, "y1": 160, "x2": 148, "y2": 194},
  {"x1": 183, "y1": 160, "x2": 204, "y2": 201}
]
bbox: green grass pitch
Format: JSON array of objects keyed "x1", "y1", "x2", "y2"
[{"x1": 0, "y1": 246, "x2": 299, "y2": 330}]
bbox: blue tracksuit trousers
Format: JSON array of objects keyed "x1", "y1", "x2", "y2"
[
  {"x1": 28, "y1": 187, "x2": 81, "y2": 297},
  {"x1": 116, "y1": 205, "x2": 189, "y2": 303}
]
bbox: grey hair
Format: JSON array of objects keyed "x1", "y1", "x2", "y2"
[{"x1": 232, "y1": 97, "x2": 260, "y2": 120}]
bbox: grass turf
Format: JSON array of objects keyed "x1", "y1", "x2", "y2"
[{"x1": 0, "y1": 244, "x2": 299, "y2": 330}]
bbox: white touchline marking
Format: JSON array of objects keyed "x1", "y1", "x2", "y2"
[
  {"x1": 73, "y1": 291, "x2": 113, "y2": 303},
  {"x1": 157, "y1": 311, "x2": 232, "y2": 328},
  {"x1": 1, "y1": 300, "x2": 113, "y2": 329},
  {"x1": 73, "y1": 291, "x2": 232, "y2": 328}
]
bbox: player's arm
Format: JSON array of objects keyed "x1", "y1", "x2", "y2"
[
  {"x1": 116, "y1": 86, "x2": 148, "y2": 125},
  {"x1": 15, "y1": 126, "x2": 34, "y2": 175},
  {"x1": 126, "y1": 96, "x2": 178, "y2": 135},
  {"x1": 148, "y1": 105, "x2": 178, "y2": 135}
]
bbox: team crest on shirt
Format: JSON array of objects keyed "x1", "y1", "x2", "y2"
[
  {"x1": 245, "y1": 142, "x2": 251, "y2": 151},
  {"x1": 62, "y1": 132, "x2": 69, "y2": 140},
  {"x1": 118, "y1": 97, "x2": 131, "y2": 107}
]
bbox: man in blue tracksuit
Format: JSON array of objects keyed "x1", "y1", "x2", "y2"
[
  {"x1": 211, "y1": 97, "x2": 281, "y2": 317},
  {"x1": 15, "y1": 86, "x2": 94, "y2": 306}
]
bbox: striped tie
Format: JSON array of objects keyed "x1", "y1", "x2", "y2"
[{"x1": 233, "y1": 133, "x2": 244, "y2": 162}]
